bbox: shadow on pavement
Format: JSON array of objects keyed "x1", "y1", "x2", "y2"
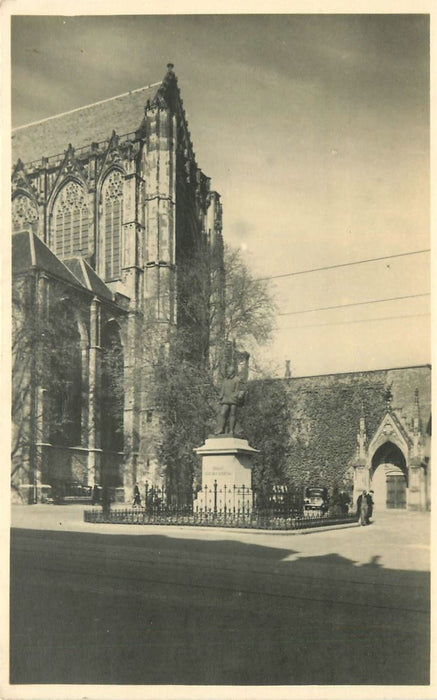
[{"x1": 10, "y1": 527, "x2": 429, "y2": 686}]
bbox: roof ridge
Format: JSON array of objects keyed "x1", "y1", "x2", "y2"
[
  {"x1": 33, "y1": 234, "x2": 84, "y2": 286},
  {"x1": 81, "y1": 257, "x2": 115, "y2": 300},
  {"x1": 28, "y1": 230, "x2": 36, "y2": 267},
  {"x1": 12, "y1": 81, "x2": 162, "y2": 133},
  {"x1": 80, "y1": 257, "x2": 92, "y2": 291}
]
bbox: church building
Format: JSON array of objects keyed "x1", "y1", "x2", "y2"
[
  {"x1": 11, "y1": 64, "x2": 430, "y2": 513},
  {"x1": 11, "y1": 64, "x2": 224, "y2": 503}
]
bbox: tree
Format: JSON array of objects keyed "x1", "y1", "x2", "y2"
[
  {"x1": 150, "y1": 335, "x2": 217, "y2": 501},
  {"x1": 145, "y1": 243, "x2": 277, "y2": 496},
  {"x1": 241, "y1": 379, "x2": 292, "y2": 491},
  {"x1": 173, "y1": 243, "x2": 276, "y2": 371},
  {"x1": 101, "y1": 323, "x2": 124, "y2": 453},
  {"x1": 221, "y1": 245, "x2": 276, "y2": 365},
  {"x1": 12, "y1": 278, "x2": 85, "y2": 500}
]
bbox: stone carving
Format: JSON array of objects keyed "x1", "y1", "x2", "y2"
[
  {"x1": 102, "y1": 132, "x2": 123, "y2": 169},
  {"x1": 61, "y1": 145, "x2": 88, "y2": 181},
  {"x1": 56, "y1": 181, "x2": 87, "y2": 210},
  {"x1": 104, "y1": 170, "x2": 124, "y2": 201},
  {"x1": 384, "y1": 385, "x2": 393, "y2": 409},
  {"x1": 382, "y1": 421, "x2": 394, "y2": 436},
  {"x1": 12, "y1": 194, "x2": 39, "y2": 233},
  {"x1": 12, "y1": 160, "x2": 40, "y2": 200},
  {"x1": 215, "y1": 368, "x2": 246, "y2": 436}
]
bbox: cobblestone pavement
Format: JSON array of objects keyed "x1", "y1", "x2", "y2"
[{"x1": 10, "y1": 505, "x2": 430, "y2": 685}]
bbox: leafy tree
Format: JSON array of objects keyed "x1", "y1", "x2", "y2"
[
  {"x1": 241, "y1": 379, "x2": 292, "y2": 491},
  {"x1": 150, "y1": 335, "x2": 217, "y2": 502},
  {"x1": 174, "y1": 243, "x2": 276, "y2": 373},
  {"x1": 222, "y1": 245, "x2": 276, "y2": 363},
  {"x1": 101, "y1": 323, "x2": 124, "y2": 453},
  {"x1": 90, "y1": 241, "x2": 277, "y2": 499},
  {"x1": 147, "y1": 243, "x2": 277, "y2": 495},
  {"x1": 12, "y1": 280, "x2": 84, "y2": 499}
]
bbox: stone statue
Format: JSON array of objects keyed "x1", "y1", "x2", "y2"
[{"x1": 216, "y1": 367, "x2": 246, "y2": 435}]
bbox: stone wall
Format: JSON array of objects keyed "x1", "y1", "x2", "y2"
[{"x1": 245, "y1": 365, "x2": 431, "y2": 492}]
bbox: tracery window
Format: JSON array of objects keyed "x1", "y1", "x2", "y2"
[
  {"x1": 12, "y1": 194, "x2": 39, "y2": 233},
  {"x1": 52, "y1": 181, "x2": 89, "y2": 258},
  {"x1": 102, "y1": 170, "x2": 123, "y2": 280}
]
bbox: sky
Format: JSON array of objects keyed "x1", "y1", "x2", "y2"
[{"x1": 10, "y1": 12, "x2": 431, "y2": 377}]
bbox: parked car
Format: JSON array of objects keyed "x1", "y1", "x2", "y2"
[
  {"x1": 304, "y1": 486, "x2": 329, "y2": 516},
  {"x1": 51, "y1": 482, "x2": 93, "y2": 504},
  {"x1": 40, "y1": 484, "x2": 54, "y2": 504}
]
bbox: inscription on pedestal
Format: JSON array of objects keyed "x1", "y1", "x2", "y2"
[
  {"x1": 194, "y1": 436, "x2": 259, "y2": 511},
  {"x1": 204, "y1": 465, "x2": 233, "y2": 478}
]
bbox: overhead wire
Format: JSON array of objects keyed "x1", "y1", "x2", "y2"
[
  {"x1": 255, "y1": 248, "x2": 430, "y2": 282},
  {"x1": 276, "y1": 312, "x2": 430, "y2": 332},
  {"x1": 127, "y1": 250, "x2": 431, "y2": 317},
  {"x1": 278, "y1": 292, "x2": 430, "y2": 317}
]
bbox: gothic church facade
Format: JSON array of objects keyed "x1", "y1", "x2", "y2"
[{"x1": 12, "y1": 64, "x2": 224, "y2": 503}]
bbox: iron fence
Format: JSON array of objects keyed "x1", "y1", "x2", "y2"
[
  {"x1": 140, "y1": 481, "x2": 305, "y2": 516},
  {"x1": 84, "y1": 507, "x2": 357, "y2": 530},
  {"x1": 84, "y1": 481, "x2": 357, "y2": 530}
]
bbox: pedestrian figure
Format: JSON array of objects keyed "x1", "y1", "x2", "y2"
[
  {"x1": 133, "y1": 483, "x2": 141, "y2": 507},
  {"x1": 357, "y1": 490, "x2": 368, "y2": 526},
  {"x1": 366, "y1": 490, "x2": 374, "y2": 524},
  {"x1": 91, "y1": 484, "x2": 100, "y2": 505}
]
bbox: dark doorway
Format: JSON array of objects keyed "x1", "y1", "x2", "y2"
[
  {"x1": 371, "y1": 441, "x2": 408, "y2": 511},
  {"x1": 386, "y1": 474, "x2": 407, "y2": 509}
]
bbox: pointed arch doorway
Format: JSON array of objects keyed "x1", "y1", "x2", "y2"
[{"x1": 370, "y1": 441, "x2": 407, "y2": 510}]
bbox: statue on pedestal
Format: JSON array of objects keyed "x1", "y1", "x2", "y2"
[{"x1": 215, "y1": 367, "x2": 246, "y2": 435}]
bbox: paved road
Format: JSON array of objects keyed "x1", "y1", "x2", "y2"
[{"x1": 10, "y1": 506, "x2": 430, "y2": 685}]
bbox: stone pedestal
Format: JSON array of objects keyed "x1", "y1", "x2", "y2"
[{"x1": 194, "y1": 435, "x2": 259, "y2": 512}]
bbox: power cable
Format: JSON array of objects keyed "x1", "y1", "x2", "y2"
[
  {"x1": 277, "y1": 312, "x2": 430, "y2": 332},
  {"x1": 278, "y1": 292, "x2": 430, "y2": 317},
  {"x1": 256, "y1": 249, "x2": 430, "y2": 282}
]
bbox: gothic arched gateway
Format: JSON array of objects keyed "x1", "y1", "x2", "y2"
[
  {"x1": 370, "y1": 441, "x2": 407, "y2": 510},
  {"x1": 353, "y1": 394, "x2": 429, "y2": 512}
]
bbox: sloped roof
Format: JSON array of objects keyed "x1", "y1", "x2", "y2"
[
  {"x1": 12, "y1": 230, "x2": 35, "y2": 276},
  {"x1": 12, "y1": 232, "x2": 115, "y2": 303},
  {"x1": 12, "y1": 82, "x2": 160, "y2": 164},
  {"x1": 13, "y1": 231, "x2": 81, "y2": 287},
  {"x1": 63, "y1": 258, "x2": 113, "y2": 301}
]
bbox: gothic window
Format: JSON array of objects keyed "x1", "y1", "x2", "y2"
[
  {"x1": 12, "y1": 194, "x2": 39, "y2": 233},
  {"x1": 52, "y1": 181, "x2": 89, "y2": 258},
  {"x1": 102, "y1": 170, "x2": 123, "y2": 280}
]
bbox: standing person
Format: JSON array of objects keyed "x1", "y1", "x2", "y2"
[
  {"x1": 133, "y1": 483, "x2": 141, "y2": 507},
  {"x1": 366, "y1": 490, "x2": 374, "y2": 524},
  {"x1": 91, "y1": 484, "x2": 100, "y2": 505},
  {"x1": 357, "y1": 490, "x2": 368, "y2": 526}
]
